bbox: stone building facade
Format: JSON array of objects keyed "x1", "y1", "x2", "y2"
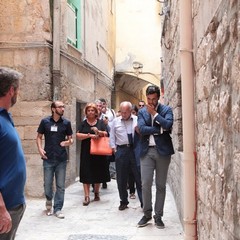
[
  {"x1": 161, "y1": 0, "x2": 239, "y2": 239},
  {"x1": 0, "y1": 0, "x2": 116, "y2": 197},
  {"x1": 114, "y1": 0, "x2": 162, "y2": 108}
]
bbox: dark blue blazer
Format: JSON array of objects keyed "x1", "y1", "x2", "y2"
[{"x1": 137, "y1": 103, "x2": 174, "y2": 157}]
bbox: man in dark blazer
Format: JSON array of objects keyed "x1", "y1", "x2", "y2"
[{"x1": 137, "y1": 85, "x2": 174, "y2": 229}]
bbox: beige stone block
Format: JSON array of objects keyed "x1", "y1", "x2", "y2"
[
  {"x1": 0, "y1": 51, "x2": 14, "y2": 65},
  {"x1": 218, "y1": 219, "x2": 234, "y2": 240},
  {"x1": 215, "y1": 174, "x2": 224, "y2": 217},
  {"x1": 25, "y1": 167, "x2": 44, "y2": 198},
  {"x1": 198, "y1": 177, "x2": 208, "y2": 204},
  {"x1": 232, "y1": 152, "x2": 240, "y2": 181},
  {"x1": 14, "y1": 49, "x2": 38, "y2": 67},
  {"x1": 232, "y1": 103, "x2": 240, "y2": 132},
  {"x1": 216, "y1": 146, "x2": 224, "y2": 177},
  {"x1": 0, "y1": 16, "x2": 12, "y2": 36},
  {"x1": 232, "y1": 55, "x2": 240, "y2": 91},
  {"x1": 0, "y1": 2, "x2": 8, "y2": 15},
  {"x1": 194, "y1": 38, "x2": 207, "y2": 71},
  {"x1": 219, "y1": 90, "x2": 231, "y2": 127},
  {"x1": 209, "y1": 94, "x2": 220, "y2": 120},
  {"x1": 196, "y1": 105, "x2": 203, "y2": 124},
  {"x1": 12, "y1": 16, "x2": 27, "y2": 34},
  {"x1": 38, "y1": 49, "x2": 51, "y2": 67},
  {"x1": 15, "y1": 126, "x2": 24, "y2": 140},
  {"x1": 196, "y1": 65, "x2": 212, "y2": 101},
  {"x1": 25, "y1": 154, "x2": 42, "y2": 167},
  {"x1": 209, "y1": 143, "x2": 218, "y2": 173},
  {"x1": 172, "y1": 119, "x2": 182, "y2": 135},
  {"x1": 174, "y1": 105, "x2": 182, "y2": 118},
  {"x1": 223, "y1": 191, "x2": 235, "y2": 233},
  {"x1": 198, "y1": 203, "x2": 212, "y2": 239},
  {"x1": 22, "y1": 139, "x2": 38, "y2": 154},
  {"x1": 211, "y1": 209, "x2": 219, "y2": 238},
  {"x1": 24, "y1": 126, "x2": 38, "y2": 140},
  {"x1": 12, "y1": 116, "x2": 44, "y2": 126},
  {"x1": 235, "y1": 198, "x2": 240, "y2": 237},
  {"x1": 0, "y1": 1, "x2": 25, "y2": 15},
  {"x1": 11, "y1": 101, "x2": 51, "y2": 117}
]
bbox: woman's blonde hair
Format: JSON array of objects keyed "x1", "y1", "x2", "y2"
[{"x1": 84, "y1": 102, "x2": 98, "y2": 118}]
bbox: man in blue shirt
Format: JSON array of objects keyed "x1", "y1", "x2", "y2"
[
  {"x1": 36, "y1": 101, "x2": 73, "y2": 219},
  {"x1": 0, "y1": 67, "x2": 26, "y2": 240}
]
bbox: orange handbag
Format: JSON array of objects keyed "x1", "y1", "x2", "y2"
[{"x1": 90, "y1": 136, "x2": 112, "y2": 156}]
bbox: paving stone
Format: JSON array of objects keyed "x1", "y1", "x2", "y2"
[{"x1": 68, "y1": 234, "x2": 127, "y2": 240}]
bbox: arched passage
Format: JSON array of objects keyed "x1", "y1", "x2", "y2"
[{"x1": 113, "y1": 72, "x2": 160, "y2": 109}]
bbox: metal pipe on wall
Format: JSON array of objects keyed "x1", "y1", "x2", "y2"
[
  {"x1": 179, "y1": 0, "x2": 198, "y2": 239},
  {"x1": 52, "y1": 0, "x2": 61, "y2": 100}
]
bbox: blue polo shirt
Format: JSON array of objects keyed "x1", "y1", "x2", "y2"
[
  {"x1": 37, "y1": 116, "x2": 73, "y2": 161},
  {"x1": 0, "y1": 108, "x2": 26, "y2": 210}
]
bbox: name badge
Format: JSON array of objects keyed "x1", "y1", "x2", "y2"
[{"x1": 51, "y1": 125, "x2": 58, "y2": 132}]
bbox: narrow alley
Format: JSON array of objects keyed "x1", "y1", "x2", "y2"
[{"x1": 15, "y1": 179, "x2": 183, "y2": 240}]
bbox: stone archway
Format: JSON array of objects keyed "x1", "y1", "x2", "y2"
[{"x1": 112, "y1": 72, "x2": 160, "y2": 110}]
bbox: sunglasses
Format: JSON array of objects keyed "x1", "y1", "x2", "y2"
[{"x1": 139, "y1": 104, "x2": 144, "y2": 107}]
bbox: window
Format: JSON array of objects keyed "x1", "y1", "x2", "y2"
[
  {"x1": 67, "y1": 3, "x2": 77, "y2": 46},
  {"x1": 67, "y1": 0, "x2": 81, "y2": 49}
]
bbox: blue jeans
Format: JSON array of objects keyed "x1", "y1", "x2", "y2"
[{"x1": 43, "y1": 160, "x2": 67, "y2": 213}]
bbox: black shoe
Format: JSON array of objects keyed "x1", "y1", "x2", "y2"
[
  {"x1": 118, "y1": 204, "x2": 128, "y2": 211},
  {"x1": 137, "y1": 216, "x2": 152, "y2": 227},
  {"x1": 102, "y1": 183, "x2": 107, "y2": 189},
  {"x1": 111, "y1": 174, "x2": 116, "y2": 180},
  {"x1": 153, "y1": 215, "x2": 165, "y2": 229}
]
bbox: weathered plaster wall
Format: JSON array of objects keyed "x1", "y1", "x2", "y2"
[
  {"x1": 0, "y1": 0, "x2": 53, "y2": 197},
  {"x1": 83, "y1": 0, "x2": 115, "y2": 78},
  {"x1": 0, "y1": 0, "x2": 116, "y2": 197},
  {"x1": 114, "y1": 0, "x2": 162, "y2": 99},
  {"x1": 0, "y1": 0, "x2": 52, "y2": 42},
  {"x1": 115, "y1": 0, "x2": 161, "y2": 75}
]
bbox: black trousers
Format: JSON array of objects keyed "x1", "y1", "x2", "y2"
[{"x1": 115, "y1": 146, "x2": 142, "y2": 205}]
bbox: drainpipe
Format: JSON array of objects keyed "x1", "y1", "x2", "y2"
[
  {"x1": 52, "y1": 0, "x2": 61, "y2": 100},
  {"x1": 179, "y1": 0, "x2": 198, "y2": 239}
]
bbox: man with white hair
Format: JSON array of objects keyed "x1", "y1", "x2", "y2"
[{"x1": 110, "y1": 101, "x2": 142, "y2": 210}]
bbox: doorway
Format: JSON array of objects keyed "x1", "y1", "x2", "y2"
[{"x1": 75, "y1": 101, "x2": 87, "y2": 177}]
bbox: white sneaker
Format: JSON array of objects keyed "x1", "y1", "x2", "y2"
[
  {"x1": 130, "y1": 193, "x2": 136, "y2": 199},
  {"x1": 45, "y1": 200, "x2": 52, "y2": 210},
  {"x1": 45, "y1": 200, "x2": 52, "y2": 216},
  {"x1": 55, "y1": 211, "x2": 65, "y2": 219}
]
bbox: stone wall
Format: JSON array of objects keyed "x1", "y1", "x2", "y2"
[
  {"x1": 0, "y1": 1, "x2": 116, "y2": 197},
  {"x1": 162, "y1": 0, "x2": 240, "y2": 239},
  {"x1": 160, "y1": 0, "x2": 183, "y2": 223},
  {"x1": 194, "y1": 0, "x2": 239, "y2": 239}
]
